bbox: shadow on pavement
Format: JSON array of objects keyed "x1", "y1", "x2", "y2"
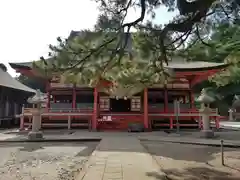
[
  {"x1": 142, "y1": 141, "x2": 240, "y2": 179},
  {"x1": 146, "y1": 167, "x2": 240, "y2": 180},
  {"x1": 141, "y1": 140, "x2": 239, "y2": 162},
  {"x1": 0, "y1": 141, "x2": 99, "y2": 156}
]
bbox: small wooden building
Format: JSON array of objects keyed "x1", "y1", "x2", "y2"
[{"x1": 0, "y1": 64, "x2": 35, "y2": 128}]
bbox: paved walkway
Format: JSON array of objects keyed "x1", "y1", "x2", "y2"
[
  {"x1": 219, "y1": 121, "x2": 240, "y2": 130},
  {"x1": 77, "y1": 137, "x2": 163, "y2": 180},
  {"x1": 1, "y1": 130, "x2": 240, "y2": 147}
]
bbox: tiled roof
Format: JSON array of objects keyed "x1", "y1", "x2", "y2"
[
  {"x1": 0, "y1": 67, "x2": 36, "y2": 93},
  {"x1": 165, "y1": 61, "x2": 228, "y2": 71},
  {"x1": 9, "y1": 31, "x2": 228, "y2": 71},
  {"x1": 9, "y1": 62, "x2": 33, "y2": 68},
  {"x1": 9, "y1": 60, "x2": 228, "y2": 72}
]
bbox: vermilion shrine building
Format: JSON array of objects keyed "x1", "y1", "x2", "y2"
[{"x1": 9, "y1": 60, "x2": 227, "y2": 131}]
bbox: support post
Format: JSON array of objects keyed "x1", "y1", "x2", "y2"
[
  {"x1": 144, "y1": 88, "x2": 149, "y2": 130},
  {"x1": 170, "y1": 117, "x2": 173, "y2": 129},
  {"x1": 47, "y1": 92, "x2": 50, "y2": 111},
  {"x1": 164, "y1": 88, "x2": 168, "y2": 112},
  {"x1": 174, "y1": 100, "x2": 180, "y2": 133},
  {"x1": 215, "y1": 116, "x2": 220, "y2": 129},
  {"x1": 14, "y1": 102, "x2": 18, "y2": 124},
  {"x1": 92, "y1": 87, "x2": 98, "y2": 131},
  {"x1": 198, "y1": 116, "x2": 202, "y2": 129},
  {"x1": 189, "y1": 90, "x2": 194, "y2": 108},
  {"x1": 221, "y1": 140, "x2": 225, "y2": 165},
  {"x1": 5, "y1": 97, "x2": 9, "y2": 117},
  {"x1": 46, "y1": 81, "x2": 50, "y2": 111},
  {"x1": 72, "y1": 85, "x2": 76, "y2": 109},
  {"x1": 68, "y1": 115, "x2": 71, "y2": 130},
  {"x1": 188, "y1": 79, "x2": 194, "y2": 109},
  {"x1": 20, "y1": 105, "x2": 25, "y2": 130}
]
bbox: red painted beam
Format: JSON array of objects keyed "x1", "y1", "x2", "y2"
[
  {"x1": 190, "y1": 70, "x2": 221, "y2": 87},
  {"x1": 175, "y1": 69, "x2": 221, "y2": 76}
]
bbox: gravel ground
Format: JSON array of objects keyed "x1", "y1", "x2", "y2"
[
  {"x1": 0, "y1": 142, "x2": 98, "y2": 180},
  {"x1": 141, "y1": 140, "x2": 240, "y2": 180}
]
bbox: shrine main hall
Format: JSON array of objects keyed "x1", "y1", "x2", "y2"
[{"x1": 9, "y1": 59, "x2": 227, "y2": 131}]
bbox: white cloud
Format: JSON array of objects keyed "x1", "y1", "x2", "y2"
[
  {"x1": 0, "y1": 0, "x2": 177, "y2": 77},
  {"x1": 0, "y1": 0, "x2": 99, "y2": 76}
]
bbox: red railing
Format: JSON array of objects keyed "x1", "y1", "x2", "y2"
[{"x1": 20, "y1": 107, "x2": 222, "y2": 130}]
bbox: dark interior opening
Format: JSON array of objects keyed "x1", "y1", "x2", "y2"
[
  {"x1": 110, "y1": 98, "x2": 131, "y2": 112},
  {"x1": 76, "y1": 94, "x2": 94, "y2": 103}
]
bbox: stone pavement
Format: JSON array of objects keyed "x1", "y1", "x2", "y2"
[
  {"x1": 76, "y1": 137, "x2": 163, "y2": 180},
  {"x1": 139, "y1": 135, "x2": 240, "y2": 147},
  {"x1": 1, "y1": 130, "x2": 240, "y2": 147},
  {"x1": 219, "y1": 121, "x2": 240, "y2": 130}
]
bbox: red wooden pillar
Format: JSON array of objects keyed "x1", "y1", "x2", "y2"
[
  {"x1": 189, "y1": 90, "x2": 194, "y2": 108},
  {"x1": 72, "y1": 85, "x2": 76, "y2": 109},
  {"x1": 47, "y1": 92, "x2": 50, "y2": 110},
  {"x1": 143, "y1": 88, "x2": 149, "y2": 130},
  {"x1": 164, "y1": 88, "x2": 168, "y2": 112},
  {"x1": 92, "y1": 87, "x2": 98, "y2": 131},
  {"x1": 215, "y1": 116, "x2": 220, "y2": 129},
  {"x1": 46, "y1": 81, "x2": 50, "y2": 111},
  {"x1": 189, "y1": 79, "x2": 194, "y2": 109}
]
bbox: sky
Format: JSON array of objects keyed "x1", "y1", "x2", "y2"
[{"x1": 0, "y1": 0, "x2": 177, "y2": 77}]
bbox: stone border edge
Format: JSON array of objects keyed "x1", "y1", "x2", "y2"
[
  {"x1": 74, "y1": 139, "x2": 103, "y2": 179},
  {"x1": 139, "y1": 139, "x2": 240, "y2": 148},
  {"x1": 0, "y1": 138, "x2": 102, "y2": 143}
]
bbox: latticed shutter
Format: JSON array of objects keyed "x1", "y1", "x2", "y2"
[
  {"x1": 131, "y1": 96, "x2": 141, "y2": 111},
  {"x1": 99, "y1": 96, "x2": 110, "y2": 111}
]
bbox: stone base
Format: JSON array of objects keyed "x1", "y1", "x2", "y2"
[
  {"x1": 28, "y1": 131, "x2": 43, "y2": 140},
  {"x1": 201, "y1": 130, "x2": 214, "y2": 138},
  {"x1": 128, "y1": 123, "x2": 144, "y2": 132},
  {"x1": 91, "y1": 129, "x2": 98, "y2": 132}
]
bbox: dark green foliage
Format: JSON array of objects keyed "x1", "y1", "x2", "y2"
[
  {"x1": 182, "y1": 22, "x2": 240, "y2": 113},
  {"x1": 16, "y1": 75, "x2": 46, "y2": 93},
  {"x1": 34, "y1": 0, "x2": 240, "y2": 94}
]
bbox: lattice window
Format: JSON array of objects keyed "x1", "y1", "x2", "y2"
[
  {"x1": 131, "y1": 97, "x2": 141, "y2": 111},
  {"x1": 99, "y1": 97, "x2": 110, "y2": 111}
]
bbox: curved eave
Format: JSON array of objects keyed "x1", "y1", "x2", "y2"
[
  {"x1": 166, "y1": 62, "x2": 229, "y2": 72},
  {"x1": 9, "y1": 62, "x2": 50, "y2": 80},
  {"x1": 9, "y1": 63, "x2": 32, "y2": 70}
]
